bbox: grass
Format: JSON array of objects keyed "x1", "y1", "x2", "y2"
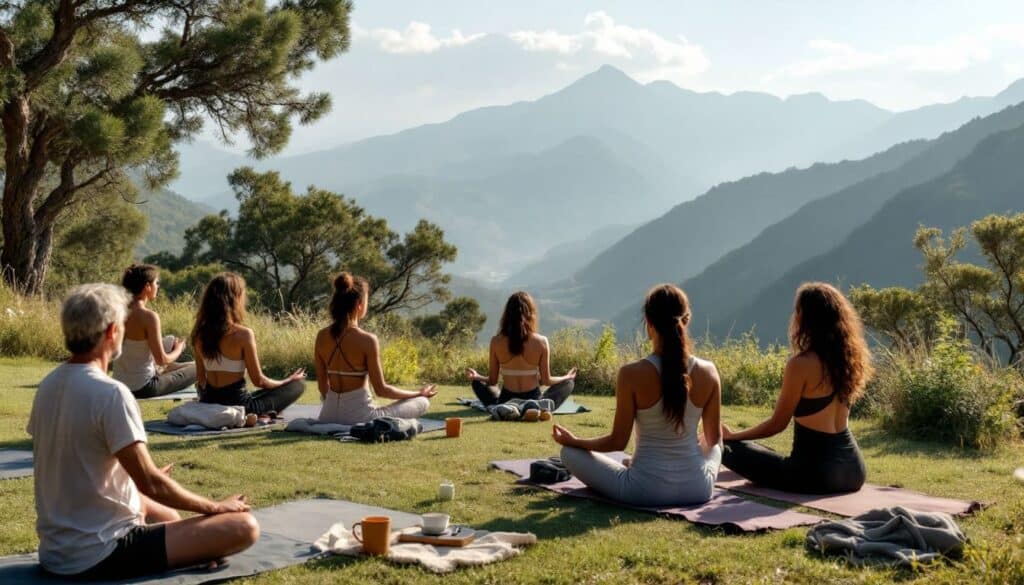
[{"x1": 2, "y1": 358, "x2": 1024, "y2": 583}]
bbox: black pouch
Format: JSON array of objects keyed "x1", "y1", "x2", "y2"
[{"x1": 530, "y1": 458, "x2": 571, "y2": 484}]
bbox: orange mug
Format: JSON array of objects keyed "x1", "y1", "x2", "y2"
[
  {"x1": 445, "y1": 417, "x2": 463, "y2": 438},
  {"x1": 352, "y1": 516, "x2": 391, "y2": 556}
]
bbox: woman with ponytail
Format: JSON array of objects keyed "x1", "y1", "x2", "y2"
[
  {"x1": 721, "y1": 283, "x2": 871, "y2": 494},
  {"x1": 113, "y1": 263, "x2": 196, "y2": 398},
  {"x1": 552, "y1": 284, "x2": 722, "y2": 506},
  {"x1": 466, "y1": 291, "x2": 578, "y2": 416},
  {"x1": 314, "y1": 272, "x2": 437, "y2": 424},
  {"x1": 192, "y1": 273, "x2": 306, "y2": 416}
]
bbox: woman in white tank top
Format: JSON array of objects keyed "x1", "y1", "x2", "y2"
[
  {"x1": 111, "y1": 264, "x2": 196, "y2": 398},
  {"x1": 552, "y1": 284, "x2": 723, "y2": 506}
]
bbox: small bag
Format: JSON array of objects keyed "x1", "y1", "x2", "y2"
[
  {"x1": 350, "y1": 416, "x2": 421, "y2": 443},
  {"x1": 530, "y1": 457, "x2": 571, "y2": 484}
]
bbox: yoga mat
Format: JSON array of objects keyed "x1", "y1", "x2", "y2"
[
  {"x1": 144, "y1": 404, "x2": 321, "y2": 437},
  {"x1": 715, "y1": 468, "x2": 984, "y2": 517},
  {"x1": 0, "y1": 450, "x2": 33, "y2": 480},
  {"x1": 456, "y1": 397, "x2": 591, "y2": 415},
  {"x1": 137, "y1": 388, "x2": 197, "y2": 402},
  {"x1": 491, "y1": 457, "x2": 821, "y2": 532},
  {"x1": 282, "y1": 416, "x2": 448, "y2": 438},
  {"x1": 0, "y1": 498, "x2": 421, "y2": 584}
]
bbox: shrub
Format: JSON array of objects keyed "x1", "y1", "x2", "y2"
[
  {"x1": 699, "y1": 334, "x2": 788, "y2": 406},
  {"x1": 380, "y1": 337, "x2": 420, "y2": 385},
  {"x1": 872, "y1": 320, "x2": 1020, "y2": 450}
]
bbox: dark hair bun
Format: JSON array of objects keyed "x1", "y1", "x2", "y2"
[{"x1": 334, "y1": 272, "x2": 354, "y2": 291}]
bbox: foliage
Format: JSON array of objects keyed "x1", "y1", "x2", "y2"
[
  {"x1": 157, "y1": 168, "x2": 457, "y2": 313},
  {"x1": 869, "y1": 318, "x2": 1020, "y2": 450},
  {"x1": 700, "y1": 334, "x2": 789, "y2": 406},
  {"x1": 850, "y1": 285, "x2": 939, "y2": 349},
  {"x1": 412, "y1": 297, "x2": 487, "y2": 347},
  {"x1": 45, "y1": 190, "x2": 147, "y2": 295},
  {"x1": 0, "y1": 0, "x2": 352, "y2": 293}
]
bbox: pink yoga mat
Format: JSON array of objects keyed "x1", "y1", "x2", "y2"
[
  {"x1": 491, "y1": 458, "x2": 822, "y2": 532},
  {"x1": 715, "y1": 468, "x2": 984, "y2": 517}
]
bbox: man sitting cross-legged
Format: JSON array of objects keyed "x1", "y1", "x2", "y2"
[{"x1": 27, "y1": 283, "x2": 259, "y2": 580}]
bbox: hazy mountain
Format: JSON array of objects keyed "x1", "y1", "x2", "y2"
[
  {"x1": 503, "y1": 223, "x2": 637, "y2": 289},
  {"x1": 720, "y1": 121, "x2": 1024, "y2": 343},
  {"x1": 611, "y1": 103, "x2": 1024, "y2": 340},
  {"x1": 355, "y1": 136, "x2": 675, "y2": 278},
  {"x1": 828, "y1": 79, "x2": 1024, "y2": 162},
  {"x1": 557, "y1": 138, "x2": 932, "y2": 322},
  {"x1": 133, "y1": 187, "x2": 213, "y2": 258}
]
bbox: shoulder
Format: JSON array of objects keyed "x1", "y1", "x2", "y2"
[
  {"x1": 689, "y1": 357, "x2": 720, "y2": 387},
  {"x1": 532, "y1": 333, "x2": 549, "y2": 348},
  {"x1": 619, "y1": 358, "x2": 657, "y2": 382},
  {"x1": 315, "y1": 327, "x2": 332, "y2": 343},
  {"x1": 234, "y1": 326, "x2": 256, "y2": 342},
  {"x1": 787, "y1": 352, "x2": 820, "y2": 373}
]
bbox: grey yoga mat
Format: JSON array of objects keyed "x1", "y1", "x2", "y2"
[
  {"x1": 0, "y1": 450, "x2": 33, "y2": 480},
  {"x1": 137, "y1": 387, "x2": 198, "y2": 402},
  {"x1": 0, "y1": 498, "x2": 421, "y2": 584},
  {"x1": 491, "y1": 456, "x2": 822, "y2": 532},
  {"x1": 144, "y1": 404, "x2": 322, "y2": 436},
  {"x1": 282, "y1": 416, "x2": 448, "y2": 438},
  {"x1": 456, "y1": 397, "x2": 591, "y2": 415}
]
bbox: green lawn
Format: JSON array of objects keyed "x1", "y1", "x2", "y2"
[{"x1": 1, "y1": 356, "x2": 1023, "y2": 584}]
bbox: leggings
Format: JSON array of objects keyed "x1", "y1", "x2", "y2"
[
  {"x1": 722, "y1": 423, "x2": 866, "y2": 494},
  {"x1": 318, "y1": 387, "x2": 429, "y2": 425},
  {"x1": 199, "y1": 379, "x2": 304, "y2": 416},
  {"x1": 132, "y1": 363, "x2": 197, "y2": 399},
  {"x1": 471, "y1": 379, "x2": 574, "y2": 409},
  {"x1": 560, "y1": 445, "x2": 720, "y2": 507}
]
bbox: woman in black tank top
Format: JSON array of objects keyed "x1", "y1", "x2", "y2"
[{"x1": 720, "y1": 283, "x2": 872, "y2": 494}]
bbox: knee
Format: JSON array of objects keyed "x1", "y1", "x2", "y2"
[
  {"x1": 559, "y1": 445, "x2": 583, "y2": 469},
  {"x1": 232, "y1": 513, "x2": 260, "y2": 548}
]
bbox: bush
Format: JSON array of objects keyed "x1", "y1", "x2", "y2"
[
  {"x1": 871, "y1": 320, "x2": 1021, "y2": 450},
  {"x1": 699, "y1": 334, "x2": 788, "y2": 406}
]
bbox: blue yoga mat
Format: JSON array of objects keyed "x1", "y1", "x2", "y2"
[{"x1": 0, "y1": 450, "x2": 33, "y2": 480}]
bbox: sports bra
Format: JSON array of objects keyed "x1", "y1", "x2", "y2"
[
  {"x1": 203, "y1": 355, "x2": 245, "y2": 373},
  {"x1": 793, "y1": 376, "x2": 841, "y2": 417},
  {"x1": 325, "y1": 329, "x2": 367, "y2": 390},
  {"x1": 500, "y1": 363, "x2": 540, "y2": 377}
]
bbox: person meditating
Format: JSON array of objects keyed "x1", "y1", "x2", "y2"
[
  {"x1": 112, "y1": 264, "x2": 197, "y2": 398},
  {"x1": 722, "y1": 282, "x2": 872, "y2": 494},
  {"x1": 466, "y1": 291, "x2": 577, "y2": 420},
  {"x1": 192, "y1": 273, "x2": 305, "y2": 417},
  {"x1": 552, "y1": 284, "x2": 722, "y2": 506},
  {"x1": 314, "y1": 272, "x2": 437, "y2": 425},
  {"x1": 28, "y1": 284, "x2": 258, "y2": 580}
]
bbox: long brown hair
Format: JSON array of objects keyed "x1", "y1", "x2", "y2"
[
  {"x1": 789, "y1": 282, "x2": 873, "y2": 404},
  {"x1": 191, "y1": 272, "x2": 247, "y2": 361},
  {"x1": 122, "y1": 263, "x2": 159, "y2": 296},
  {"x1": 499, "y1": 291, "x2": 538, "y2": 356},
  {"x1": 329, "y1": 271, "x2": 369, "y2": 337},
  {"x1": 644, "y1": 284, "x2": 693, "y2": 430}
]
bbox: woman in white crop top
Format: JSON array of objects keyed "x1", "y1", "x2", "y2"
[
  {"x1": 111, "y1": 264, "x2": 196, "y2": 398},
  {"x1": 313, "y1": 272, "x2": 437, "y2": 425},
  {"x1": 552, "y1": 284, "x2": 722, "y2": 506},
  {"x1": 466, "y1": 291, "x2": 577, "y2": 412},
  {"x1": 191, "y1": 273, "x2": 306, "y2": 417}
]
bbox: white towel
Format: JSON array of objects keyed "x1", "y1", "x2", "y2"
[
  {"x1": 167, "y1": 401, "x2": 246, "y2": 429},
  {"x1": 312, "y1": 522, "x2": 536, "y2": 573}
]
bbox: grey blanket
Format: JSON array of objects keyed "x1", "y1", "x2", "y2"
[{"x1": 806, "y1": 506, "x2": 966, "y2": 567}]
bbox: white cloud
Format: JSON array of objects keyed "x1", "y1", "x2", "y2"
[
  {"x1": 508, "y1": 11, "x2": 709, "y2": 83},
  {"x1": 354, "y1": 22, "x2": 486, "y2": 55},
  {"x1": 771, "y1": 26, "x2": 1024, "y2": 81}
]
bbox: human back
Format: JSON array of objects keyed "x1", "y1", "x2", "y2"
[{"x1": 491, "y1": 332, "x2": 546, "y2": 392}]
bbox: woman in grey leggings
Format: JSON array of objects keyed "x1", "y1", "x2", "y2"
[
  {"x1": 314, "y1": 272, "x2": 437, "y2": 425},
  {"x1": 112, "y1": 264, "x2": 197, "y2": 398},
  {"x1": 466, "y1": 291, "x2": 577, "y2": 417},
  {"x1": 553, "y1": 284, "x2": 722, "y2": 506}
]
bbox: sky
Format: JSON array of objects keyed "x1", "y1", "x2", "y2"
[{"x1": 209, "y1": 1, "x2": 1024, "y2": 155}]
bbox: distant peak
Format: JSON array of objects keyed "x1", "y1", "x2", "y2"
[
  {"x1": 570, "y1": 64, "x2": 640, "y2": 88},
  {"x1": 997, "y1": 77, "x2": 1024, "y2": 102}
]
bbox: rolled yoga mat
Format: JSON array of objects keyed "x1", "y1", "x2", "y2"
[
  {"x1": 715, "y1": 468, "x2": 984, "y2": 517},
  {"x1": 0, "y1": 450, "x2": 33, "y2": 480},
  {"x1": 491, "y1": 456, "x2": 822, "y2": 532},
  {"x1": 0, "y1": 498, "x2": 421, "y2": 584}
]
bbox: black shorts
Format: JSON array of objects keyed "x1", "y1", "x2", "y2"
[{"x1": 73, "y1": 523, "x2": 168, "y2": 580}]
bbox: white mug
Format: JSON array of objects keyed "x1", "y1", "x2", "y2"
[{"x1": 421, "y1": 512, "x2": 450, "y2": 536}]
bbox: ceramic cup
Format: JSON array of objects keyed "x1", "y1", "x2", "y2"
[
  {"x1": 421, "y1": 512, "x2": 450, "y2": 536},
  {"x1": 352, "y1": 516, "x2": 391, "y2": 555}
]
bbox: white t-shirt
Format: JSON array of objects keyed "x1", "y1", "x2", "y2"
[{"x1": 27, "y1": 363, "x2": 147, "y2": 575}]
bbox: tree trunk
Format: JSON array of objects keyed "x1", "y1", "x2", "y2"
[{"x1": 1, "y1": 98, "x2": 48, "y2": 295}]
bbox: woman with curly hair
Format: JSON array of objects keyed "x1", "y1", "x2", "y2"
[{"x1": 722, "y1": 282, "x2": 873, "y2": 494}]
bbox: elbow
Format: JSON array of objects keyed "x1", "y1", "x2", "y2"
[{"x1": 609, "y1": 433, "x2": 630, "y2": 452}]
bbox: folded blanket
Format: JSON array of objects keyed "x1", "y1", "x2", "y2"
[
  {"x1": 806, "y1": 506, "x2": 966, "y2": 567},
  {"x1": 284, "y1": 418, "x2": 353, "y2": 436},
  {"x1": 312, "y1": 522, "x2": 536, "y2": 573},
  {"x1": 167, "y1": 401, "x2": 246, "y2": 429}
]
